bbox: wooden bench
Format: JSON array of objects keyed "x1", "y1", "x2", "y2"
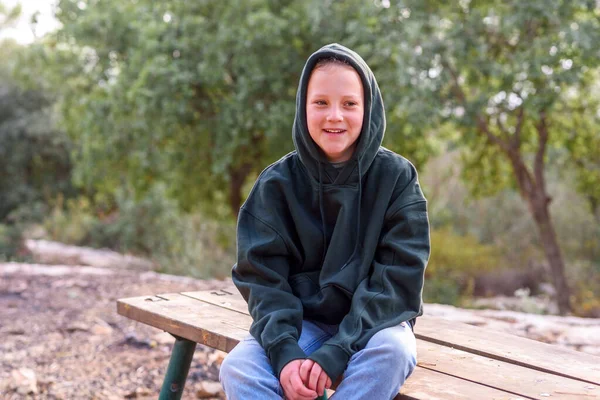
[{"x1": 117, "y1": 287, "x2": 600, "y2": 399}]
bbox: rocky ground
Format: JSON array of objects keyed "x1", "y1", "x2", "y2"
[
  {"x1": 0, "y1": 263, "x2": 228, "y2": 399},
  {"x1": 1, "y1": 241, "x2": 599, "y2": 399}
]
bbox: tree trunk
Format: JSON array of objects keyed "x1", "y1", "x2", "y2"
[
  {"x1": 505, "y1": 156, "x2": 572, "y2": 313},
  {"x1": 526, "y1": 187, "x2": 572, "y2": 314},
  {"x1": 587, "y1": 196, "x2": 600, "y2": 225},
  {"x1": 496, "y1": 111, "x2": 573, "y2": 315},
  {"x1": 448, "y1": 58, "x2": 573, "y2": 313},
  {"x1": 227, "y1": 134, "x2": 265, "y2": 218},
  {"x1": 228, "y1": 162, "x2": 252, "y2": 218}
]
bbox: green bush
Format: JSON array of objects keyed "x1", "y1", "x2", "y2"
[
  {"x1": 88, "y1": 185, "x2": 236, "y2": 278},
  {"x1": 567, "y1": 260, "x2": 600, "y2": 317},
  {"x1": 43, "y1": 195, "x2": 97, "y2": 245},
  {"x1": 0, "y1": 202, "x2": 49, "y2": 261},
  {"x1": 42, "y1": 184, "x2": 236, "y2": 279},
  {"x1": 424, "y1": 227, "x2": 504, "y2": 305},
  {"x1": 151, "y1": 213, "x2": 236, "y2": 279},
  {"x1": 0, "y1": 76, "x2": 75, "y2": 222},
  {"x1": 0, "y1": 223, "x2": 22, "y2": 261},
  {"x1": 423, "y1": 277, "x2": 462, "y2": 305},
  {"x1": 428, "y1": 227, "x2": 502, "y2": 277}
]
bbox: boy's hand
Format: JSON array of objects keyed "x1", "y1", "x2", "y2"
[
  {"x1": 299, "y1": 359, "x2": 332, "y2": 397},
  {"x1": 280, "y1": 359, "x2": 318, "y2": 400}
]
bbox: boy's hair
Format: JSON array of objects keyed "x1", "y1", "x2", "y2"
[{"x1": 313, "y1": 56, "x2": 352, "y2": 71}]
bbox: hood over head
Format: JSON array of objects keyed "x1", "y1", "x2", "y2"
[{"x1": 292, "y1": 43, "x2": 386, "y2": 183}]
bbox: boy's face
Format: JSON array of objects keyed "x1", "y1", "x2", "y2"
[{"x1": 306, "y1": 64, "x2": 364, "y2": 163}]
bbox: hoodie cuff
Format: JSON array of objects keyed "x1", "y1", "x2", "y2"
[
  {"x1": 307, "y1": 344, "x2": 350, "y2": 383},
  {"x1": 268, "y1": 338, "x2": 307, "y2": 379}
]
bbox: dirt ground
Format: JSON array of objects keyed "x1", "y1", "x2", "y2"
[{"x1": 0, "y1": 263, "x2": 229, "y2": 399}]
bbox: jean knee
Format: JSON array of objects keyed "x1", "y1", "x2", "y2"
[
  {"x1": 377, "y1": 342, "x2": 416, "y2": 368},
  {"x1": 219, "y1": 353, "x2": 238, "y2": 383},
  {"x1": 219, "y1": 344, "x2": 254, "y2": 383},
  {"x1": 400, "y1": 344, "x2": 417, "y2": 375},
  {"x1": 369, "y1": 328, "x2": 417, "y2": 372}
]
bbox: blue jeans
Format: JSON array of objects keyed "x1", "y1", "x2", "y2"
[{"x1": 219, "y1": 320, "x2": 417, "y2": 399}]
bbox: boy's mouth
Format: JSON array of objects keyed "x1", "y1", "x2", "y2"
[{"x1": 323, "y1": 129, "x2": 346, "y2": 134}]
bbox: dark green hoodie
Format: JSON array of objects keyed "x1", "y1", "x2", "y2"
[{"x1": 232, "y1": 43, "x2": 430, "y2": 383}]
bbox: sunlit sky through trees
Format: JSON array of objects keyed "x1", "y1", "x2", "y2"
[{"x1": 0, "y1": 0, "x2": 60, "y2": 44}]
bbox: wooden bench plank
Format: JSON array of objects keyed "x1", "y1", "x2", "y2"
[
  {"x1": 117, "y1": 293, "x2": 526, "y2": 400},
  {"x1": 415, "y1": 316, "x2": 600, "y2": 386},
  {"x1": 183, "y1": 288, "x2": 600, "y2": 386},
  {"x1": 398, "y1": 367, "x2": 526, "y2": 400},
  {"x1": 182, "y1": 288, "x2": 250, "y2": 313},
  {"x1": 117, "y1": 293, "x2": 251, "y2": 352},
  {"x1": 418, "y1": 341, "x2": 598, "y2": 399},
  {"x1": 183, "y1": 290, "x2": 599, "y2": 398}
]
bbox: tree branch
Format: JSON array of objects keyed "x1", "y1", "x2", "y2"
[
  {"x1": 442, "y1": 58, "x2": 512, "y2": 154},
  {"x1": 534, "y1": 110, "x2": 549, "y2": 197},
  {"x1": 441, "y1": 59, "x2": 467, "y2": 104},
  {"x1": 495, "y1": 114, "x2": 510, "y2": 137},
  {"x1": 483, "y1": 109, "x2": 535, "y2": 202},
  {"x1": 476, "y1": 115, "x2": 511, "y2": 154},
  {"x1": 512, "y1": 106, "x2": 525, "y2": 149},
  {"x1": 496, "y1": 114, "x2": 510, "y2": 137},
  {"x1": 506, "y1": 148, "x2": 537, "y2": 201},
  {"x1": 442, "y1": 58, "x2": 537, "y2": 200}
]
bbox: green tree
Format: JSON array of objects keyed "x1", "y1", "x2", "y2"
[
  {"x1": 0, "y1": 41, "x2": 74, "y2": 222},
  {"x1": 20, "y1": 0, "x2": 432, "y2": 218},
  {"x1": 0, "y1": 1, "x2": 21, "y2": 30},
  {"x1": 381, "y1": 1, "x2": 600, "y2": 313},
  {"x1": 558, "y1": 83, "x2": 600, "y2": 224}
]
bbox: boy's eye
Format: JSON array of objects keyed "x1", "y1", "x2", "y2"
[
  {"x1": 345, "y1": 101, "x2": 357, "y2": 107},
  {"x1": 314, "y1": 100, "x2": 327, "y2": 105}
]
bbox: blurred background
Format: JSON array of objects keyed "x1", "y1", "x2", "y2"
[{"x1": 1, "y1": 0, "x2": 599, "y2": 316}]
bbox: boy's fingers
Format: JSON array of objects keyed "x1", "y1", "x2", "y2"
[
  {"x1": 326, "y1": 377, "x2": 332, "y2": 389},
  {"x1": 282, "y1": 386, "x2": 293, "y2": 400},
  {"x1": 316, "y1": 370, "x2": 328, "y2": 396},
  {"x1": 291, "y1": 371, "x2": 317, "y2": 398},
  {"x1": 280, "y1": 375, "x2": 292, "y2": 398},
  {"x1": 281, "y1": 377, "x2": 292, "y2": 399},
  {"x1": 299, "y1": 359, "x2": 313, "y2": 384},
  {"x1": 283, "y1": 377, "x2": 310, "y2": 400},
  {"x1": 308, "y1": 363, "x2": 322, "y2": 390}
]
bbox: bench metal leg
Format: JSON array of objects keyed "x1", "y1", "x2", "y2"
[{"x1": 158, "y1": 336, "x2": 197, "y2": 400}]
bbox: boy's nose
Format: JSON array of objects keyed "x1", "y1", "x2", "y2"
[{"x1": 327, "y1": 107, "x2": 343, "y2": 122}]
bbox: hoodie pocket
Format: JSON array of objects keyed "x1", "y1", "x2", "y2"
[{"x1": 289, "y1": 271, "x2": 321, "y2": 298}]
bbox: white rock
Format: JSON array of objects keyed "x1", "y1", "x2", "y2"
[
  {"x1": 91, "y1": 323, "x2": 114, "y2": 336},
  {"x1": 207, "y1": 350, "x2": 226, "y2": 367},
  {"x1": 196, "y1": 381, "x2": 223, "y2": 398},
  {"x1": 11, "y1": 368, "x2": 38, "y2": 395},
  {"x1": 558, "y1": 327, "x2": 600, "y2": 346},
  {"x1": 578, "y1": 345, "x2": 600, "y2": 356}
]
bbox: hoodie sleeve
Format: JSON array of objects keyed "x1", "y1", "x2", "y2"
[
  {"x1": 308, "y1": 167, "x2": 430, "y2": 382},
  {"x1": 232, "y1": 207, "x2": 306, "y2": 379}
]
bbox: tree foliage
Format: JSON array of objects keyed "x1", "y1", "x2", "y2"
[
  {"x1": 23, "y1": 0, "x2": 433, "y2": 217},
  {"x1": 376, "y1": 1, "x2": 600, "y2": 194},
  {"x1": 375, "y1": 0, "x2": 600, "y2": 313},
  {"x1": 9, "y1": 0, "x2": 600, "y2": 312},
  {"x1": 0, "y1": 42, "x2": 74, "y2": 222},
  {"x1": 0, "y1": 1, "x2": 21, "y2": 29}
]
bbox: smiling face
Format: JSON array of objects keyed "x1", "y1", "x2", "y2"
[{"x1": 306, "y1": 63, "x2": 364, "y2": 163}]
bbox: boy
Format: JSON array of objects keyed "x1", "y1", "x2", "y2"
[{"x1": 220, "y1": 43, "x2": 430, "y2": 400}]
